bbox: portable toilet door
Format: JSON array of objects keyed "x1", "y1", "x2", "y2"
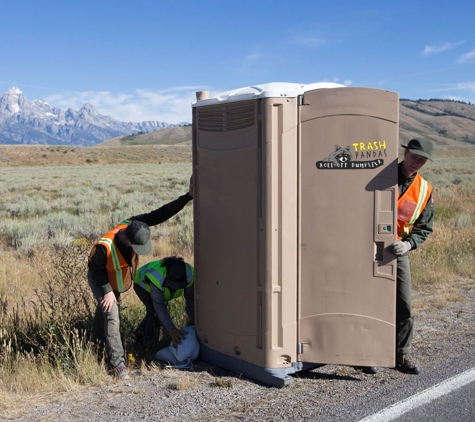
[{"x1": 297, "y1": 87, "x2": 399, "y2": 368}]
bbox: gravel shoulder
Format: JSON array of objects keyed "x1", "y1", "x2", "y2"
[{"x1": 3, "y1": 279, "x2": 475, "y2": 422}]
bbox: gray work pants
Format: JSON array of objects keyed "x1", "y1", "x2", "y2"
[
  {"x1": 88, "y1": 274, "x2": 124, "y2": 368},
  {"x1": 396, "y1": 254, "x2": 414, "y2": 356}
]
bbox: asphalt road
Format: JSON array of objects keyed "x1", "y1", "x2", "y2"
[{"x1": 316, "y1": 347, "x2": 475, "y2": 422}]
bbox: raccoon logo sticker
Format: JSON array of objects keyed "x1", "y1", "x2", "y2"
[{"x1": 316, "y1": 143, "x2": 385, "y2": 170}]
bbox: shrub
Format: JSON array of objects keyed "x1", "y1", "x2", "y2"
[{"x1": 454, "y1": 213, "x2": 472, "y2": 229}]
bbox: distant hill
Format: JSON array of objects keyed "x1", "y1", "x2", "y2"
[
  {"x1": 99, "y1": 100, "x2": 475, "y2": 148},
  {"x1": 99, "y1": 125, "x2": 192, "y2": 146},
  {"x1": 400, "y1": 99, "x2": 475, "y2": 146}
]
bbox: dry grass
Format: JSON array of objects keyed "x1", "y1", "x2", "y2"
[
  {"x1": 0, "y1": 249, "x2": 45, "y2": 302},
  {"x1": 0, "y1": 144, "x2": 192, "y2": 167},
  {"x1": 166, "y1": 372, "x2": 200, "y2": 391},
  {"x1": 0, "y1": 143, "x2": 474, "y2": 412},
  {"x1": 409, "y1": 145, "x2": 475, "y2": 306},
  {"x1": 211, "y1": 377, "x2": 233, "y2": 388},
  {"x1": 0, "y1": 145, "x2": 195, "y2": 408}
]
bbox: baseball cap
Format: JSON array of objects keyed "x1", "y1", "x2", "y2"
[
  {"x1": 402, "y1": 138, "x2": 434, "y2": 161},
  {"x1": 166, "y1": 262, "x2": 188, "y2": 290},
  {"x1": 125, "y1": 220, "x2": 152, "y2": 255}
]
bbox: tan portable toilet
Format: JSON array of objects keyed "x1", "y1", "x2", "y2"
[{"x1": 192, "y1": 82, "x2": 398, "y2": 387}]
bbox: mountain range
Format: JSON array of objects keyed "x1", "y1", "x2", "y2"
[
  {"x1": 0, "y1": 87, "x2": 186, "y2": 146},
  {"x1": 1, "y1": 87, "x2": 475, "y2": 148}
]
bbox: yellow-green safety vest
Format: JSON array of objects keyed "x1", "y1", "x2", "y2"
[{"x1": 134, "y1": 260, "x2": 194, "y2": 301}]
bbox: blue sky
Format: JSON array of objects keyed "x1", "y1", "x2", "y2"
[{"x1": 1, "y1": 0, "x2": 473, "y2": 124}]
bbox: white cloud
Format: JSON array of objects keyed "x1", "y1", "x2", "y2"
[
  {"x1": 434, "y1": 82, "x2": 475, "y2": 93},
  {"x1": 457, "y1": 49, "x2": 475, "y2": 63},
  {"x1": 442, "y1": 95, "x2": 469, "y2": 102},
  {"x1": 433, "y1": 82, "x2": 475, "y2": 94},
  {"x1": 224, "y1": 50, "x2": 268, "y2": 77},
  {"x1": 245, "y1": 53, "x2": 260, "y2": 63},
  {"x1": 422, "y1": 41, "x2": 464, "y2": 56},
  {"x1": 43, "y1": 87, "x2": 206, "y2": 124},
  {"x1": 318, "y1": 77, "x2": 350, "y2": 86},
  {"x1": 431, "y1": 82, "x2": 475, "y2": 103},
  {"x1": 291, "y1": 35, "x2": 329, "y2": 48},
  {"x1": 452, "y1": 82, "x2": 475, "y2": 93}
]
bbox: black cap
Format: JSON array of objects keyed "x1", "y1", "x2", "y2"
[
  {"x1": 125, "y1": 220, "x2": 152, "y2": 255},
  {"x1": 166, "y1": 262, "x2": 187, "y2": 290},
  {"x1": 402, "y1": 138, "x2": 434, "y2": 161}
]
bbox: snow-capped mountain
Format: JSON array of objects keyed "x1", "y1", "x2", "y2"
[{"x1": 0, "y1": 87, "x2": 186, "y2": 146}]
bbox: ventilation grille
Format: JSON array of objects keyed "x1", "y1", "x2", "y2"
[{"x1": 197, "y1": 102, "x2": 256, "y2": 132}]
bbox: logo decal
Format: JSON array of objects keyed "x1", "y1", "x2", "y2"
[{"x1": 316, "y1": 141, "x2": 387, "y2": 170}]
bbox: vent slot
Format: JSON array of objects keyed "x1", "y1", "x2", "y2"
[{"x1": 197, "y1": 102, "x2": 256, "y2": 132}]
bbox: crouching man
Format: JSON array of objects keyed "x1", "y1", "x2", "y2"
[{"x1": 133, "y1": 257, "x2": 195, "y2": 353}]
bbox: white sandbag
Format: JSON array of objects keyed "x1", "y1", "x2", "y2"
[{"x1": 155, "y1": 326, "x2": 199, "y2": 368}]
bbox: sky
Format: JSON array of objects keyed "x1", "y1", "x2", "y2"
[{"x1": 1, "y1": 0, "x2": 474, "y2": 124}]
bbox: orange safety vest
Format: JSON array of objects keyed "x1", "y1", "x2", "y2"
[
  {"x1": 92, "y1": 219, "x2": 139, "y2": 293},
  {"x1": 397, "y1": 174, "x2": 432, "y2": 240}
]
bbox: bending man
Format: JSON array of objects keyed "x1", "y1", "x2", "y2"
[{"x1": 133, "y1": 256, "x2": 194, "y2": 352}]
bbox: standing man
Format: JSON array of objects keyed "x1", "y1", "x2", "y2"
[
  {"x1": 133, "y1": 256, "x2": 194, "y2": 353},
  {"x1": 88, "y1": 177, "x2": 193, "y2": 380},
  {"x1": 388, "y1": 139, "x2": 434, "y2": 375}
]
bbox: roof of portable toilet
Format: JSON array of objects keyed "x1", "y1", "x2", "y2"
[{"x1": 192, "y1": 82, "x2": 345, "y2": 107}]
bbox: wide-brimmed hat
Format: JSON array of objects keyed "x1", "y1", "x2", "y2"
[
  {"x1": 125, "y1": 220, "x2": 152, "y2": 255},
  {"x1": 402, "y1": 138, "x2": 433, "y2": 161}
]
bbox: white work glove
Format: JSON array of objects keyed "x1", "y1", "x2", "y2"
[{"x1": 389, "y1": 240, "x2": 412, "y2": 256}]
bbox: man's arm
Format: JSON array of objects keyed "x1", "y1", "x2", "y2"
[
  {"x1": 88, "y1": 245, "x2": 118, "y2": 312},
  {"x1": 88, "y1": 245, "x2": 113, "y2": 295},
  {"x1": 132, "y1": 192, "x2": 192, "y2": 227},
  {"x1": 150, "y1": 283, "x2": 176, "y2": 333}
]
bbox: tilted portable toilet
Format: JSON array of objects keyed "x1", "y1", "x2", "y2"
[{"x1": 191, "y1": 82, "x2": 398, "y2": 387}]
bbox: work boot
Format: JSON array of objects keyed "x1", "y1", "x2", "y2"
[
  {"x1": 354, "y1": 366, "x2": 379, "y2": 374},
  {"x1": 396, "y1": 354, "x2": 421, "y2": 375},
  {"x1": 115, "y1": 362, "x2": 131, "y2": 380}
]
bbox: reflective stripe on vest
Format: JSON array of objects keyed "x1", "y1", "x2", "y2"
[
  {"x1": 397, "y1": 174, "x2": 432, "y2": 240},
  {"x1": 134, "y1": 260, "x2": 194, "y2": 301},
  {"x1": 135, "y1": 263, "x2": 166, "y2": 293},
  {"x1": 96, "y1": 220, "x2": 135, "y2": 293}
]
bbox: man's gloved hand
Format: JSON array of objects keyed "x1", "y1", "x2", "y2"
[
  {"x1": 169, "y1": 329, "x2": 186, "y2": 347},
  {"x1": 389, "y1": 240, "x2": 412, "y2": 256}
]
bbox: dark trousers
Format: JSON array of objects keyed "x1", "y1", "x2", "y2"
[
  {"x1": 133, "y1": 284, "x2": 162, "y2": 351},
  {"x1": 396, "y1": 254, "x2": 414, "y2": 356}
]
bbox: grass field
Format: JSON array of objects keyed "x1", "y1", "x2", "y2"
[{"x1": 0, "y1": 143, "x2": 474, "y2": 405}]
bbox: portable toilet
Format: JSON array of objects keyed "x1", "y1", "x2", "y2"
[{"x1": 191, "y1": 82, "x2": 398, "y2": 387}]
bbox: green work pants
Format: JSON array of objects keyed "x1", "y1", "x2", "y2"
[{"x1": 396, "y1": 254, "x2": 413, "y2": 356}]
